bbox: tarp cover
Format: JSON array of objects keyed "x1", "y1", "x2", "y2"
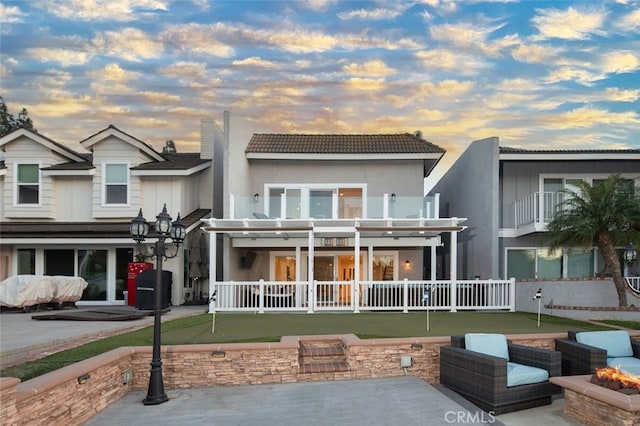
[{"x1": 0, "y1": 275, "x2": 88, "y2": 308}]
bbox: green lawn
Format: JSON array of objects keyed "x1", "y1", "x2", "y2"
[{"x1": 1, "y1": 311, "x2": 632, "y2": 382}]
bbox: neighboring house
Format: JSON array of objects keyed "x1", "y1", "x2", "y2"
[
  {"x1": 0, "y1": 125, "x2": 211, "y2": 306},
  {"x1": 201, "y1": 112, "x2": 483, "y2": 313},
  {"x1": 433, "y1": 137, "x2": 640, "y2": 313}
]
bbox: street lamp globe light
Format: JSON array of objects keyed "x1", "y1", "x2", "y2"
[
  {"x1": 155, "y1": 204, "x2": 173, "y2": 236},
  {"x1": 130, "y1": 203, "x2": 184, "y2": 406},
  {"x1": 170, "y1": 213, "x2": 186, "y2": 243},
  {"x1": 130, "y1": 209, "x2": 149, "y2": 243}
]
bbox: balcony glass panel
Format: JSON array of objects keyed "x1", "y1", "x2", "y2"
[
  {"x1": 338, "y1": 188, "x2": 362, "y2": 218},
  {"x1": 285, "y1": 188, "x2": 301, "y2": 219}
]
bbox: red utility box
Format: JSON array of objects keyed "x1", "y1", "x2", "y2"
[{"x1": 127, "y1": 262, "x2": 153, "y2": 306}]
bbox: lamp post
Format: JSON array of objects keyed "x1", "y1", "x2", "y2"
[
  {"x1": 624, "y1": 242, "x2": 637, "y2": 266},
  {"x1": 130, "y1": 204, "x2": 185, "y2": 405}
]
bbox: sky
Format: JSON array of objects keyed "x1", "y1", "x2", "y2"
[{"x1": 1, "y1": 0, "x2": 639, "y2": 187}]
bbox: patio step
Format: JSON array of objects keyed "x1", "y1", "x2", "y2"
[{"x1": 298, "y1": 340, "x2": 349, "y2": 374}]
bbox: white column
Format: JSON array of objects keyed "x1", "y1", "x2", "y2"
[
  {"x1": 354, "y1": 231, "x2": 360, "y2": 313},
  {"x1": 430, "y1": 245, "x2": 437, "y2": 281},
  {"x1": 450, "y1": 227, "x2": 458, "y2": 312},
  {"x1": 295, "y1": 246, "x2": 302, "y2": 308},
  {"x1": 208, "y1": 231, "x2": 217, "y2": 314},
  {"x1": 307, "y1": 230, "x2": 314, "y2": 313}
]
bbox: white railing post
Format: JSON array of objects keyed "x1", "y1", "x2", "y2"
[
  {"x1": 354, "y1": 230, "x2": 360, "y2": 313},
  {"x1": 509, "y1": 277, "x2": 516, "y2": 312},
  {"x1": 403, "y1": 278, "x2": 409, "y2": 313},
  {"x1": 258, "y1": 279, "x2": 265, "y2": 314}
]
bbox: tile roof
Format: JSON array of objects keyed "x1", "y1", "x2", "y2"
[
  {"x1": 246, "y1": 133, "x2": 445, "y2": 154},
  {"x1": 131, "y1": 153, "x2": 210, "y2": 170},
  {"x1": 500, "y1": 146, "x2": 640, "y2": 154}
]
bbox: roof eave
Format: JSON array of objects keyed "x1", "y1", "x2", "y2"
[
  {"x1": 500, "y1": 153, "x2": 640, "y2": 161},
  {"x1": 246, "y1": 153, "x2": 444, "y2": 160},
  {"x1": 131, "y1": 162, "x2": 210, "y2": 176}
]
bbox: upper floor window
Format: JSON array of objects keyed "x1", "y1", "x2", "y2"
[
  {"x1": 16, "y1": 163, "x2": 40, "y2": 204},
  {"x1": 104, "y1": 163, "x2": 128, "y2": 205},
  {"x1": 267, "y1": 184, "x2": 364, "y2": 219}
]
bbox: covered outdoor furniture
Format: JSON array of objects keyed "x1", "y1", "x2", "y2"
[
  {"x1": 439, "y1": 333, "x2": 561, "y2": 415},
  {"x1": 555, "y1": 330, "x2": 640, "y2": 376},
  {"x1": 0, "y1": 275, "x2": 88, "y2": 311}
]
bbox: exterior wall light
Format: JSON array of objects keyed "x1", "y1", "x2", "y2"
[
  {"x1": 77, "y1": 373, "x2": 91, "y2": 385},
  {"x1": 624, "y1": 242, "x2": 637, "y2": 265},
  {"x1": 254, "y1": 193, "x2": 259, "y2": 203}
]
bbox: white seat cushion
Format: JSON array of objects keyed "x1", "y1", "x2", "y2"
[
  {"x1": 465, "y1": 333, "x2": 509, "y2": 360},
  {"x1": 575, "y1": 330, "x2": 633, "y2": 357},
  {"x1": 507, "y1": 362, "x2": 549, "y2": 387},
  {"x1": 607, "y1": 357, "x2": 640, "y2": 376}
]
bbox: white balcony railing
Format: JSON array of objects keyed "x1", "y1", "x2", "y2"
[
  {"x1": 230, "y1": 194, "x2": 439, "y2": 220},
  {"x1": 514, "y1": 191, "x2": 565, "y2": 228},
  {"x1": 210, "y1": 278, "x2": 516, "y2": 313}
]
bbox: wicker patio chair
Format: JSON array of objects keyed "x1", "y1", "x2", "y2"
[
  {"x1": 555, "y1": 330, "x2": 640, "y2": 376},
  {"x1": 439, "y1": 334, "x2": 561, "y2": 415}
]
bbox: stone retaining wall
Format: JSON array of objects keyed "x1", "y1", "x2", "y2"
[{"x1": 2, "y1": 332, "x2": 636, "y2": 425}]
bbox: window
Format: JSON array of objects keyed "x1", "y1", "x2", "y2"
[
  {"x1": 538, "y1": 249, "x2": 562, "y2": 279},
  {"x1": 508, "y1": 247, "x2": 599, "y2": 279},
  {"x1": 373, "y1": 255, "x2": 395, "y2": 281},
  {"x1": 78, "y1": 250, "x2": 108, "y2": 301},
  {"x1": 17, "y1": 249, "x2": 35, "y2": 274},
  {"x1": 104, "y1": 163, "x2": 128, "y2": 204},
  {"x1": 16, "y1": 164, "x2": 40, "y2": 204},
  {"x1": 507, "y1": 249, "x2": 535, "y2": 279},
  {"x1": 567, "y1": 249, "x2": 594, "y2": 278},
  {"x1": 266, "y1": 184, "x2": 364, "y2": 219},
  {"x1": 44, "y1": 249, "x2": 75, "y2": 276}
]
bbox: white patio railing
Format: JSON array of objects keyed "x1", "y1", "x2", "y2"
[
  {"x1": 210, "y1": 278, "x2": 516, "y2": 313},
  {"x1": 625, "y1": 277, "x2": 640, "y2": 295}
]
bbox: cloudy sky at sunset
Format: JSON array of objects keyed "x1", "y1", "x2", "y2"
[{"x1": 1, "y1": 0, "x2": 639, "y2": 184}]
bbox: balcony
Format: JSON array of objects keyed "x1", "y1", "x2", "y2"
[
  {"x1": 230, "y1": 194, "x2": 440, "y2": 220},
  {"x1": 510, "y1": 191, "x2": 565, "y2": 235}
]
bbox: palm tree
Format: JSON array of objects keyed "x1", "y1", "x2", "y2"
[{"x1": 546, "y1": 174, "x2": 640, "y2": 307}]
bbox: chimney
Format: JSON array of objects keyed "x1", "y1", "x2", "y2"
[{"x1": 200, "y1": 119, "x2": 215, "y2": 160}]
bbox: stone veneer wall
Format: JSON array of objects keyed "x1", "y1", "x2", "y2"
[{"x1": 2, "y1": 332, "x2": 637, "y2": 426}]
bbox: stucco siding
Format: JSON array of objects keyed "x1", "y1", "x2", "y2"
[{"x1": 247, "y1": 159, "x2": 424, "y2": 197}]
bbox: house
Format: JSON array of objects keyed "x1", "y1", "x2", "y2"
[
  {"x1": 432, "y1": 137, "x2": 640, "y2": 316},
  {"x1": 0, "y1": 125, "x2": 211, "y2": 306},
  {"x1": 201, "y1": 112, "x2": 503, "y2": 313}
]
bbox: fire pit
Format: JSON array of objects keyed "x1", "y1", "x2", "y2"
[
  {"x1": 551, "y1": 371, "x2": 640, "y2": 426},
  {"x1": 590, "y1": 366, "x2": 640, "y2": 394}
]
